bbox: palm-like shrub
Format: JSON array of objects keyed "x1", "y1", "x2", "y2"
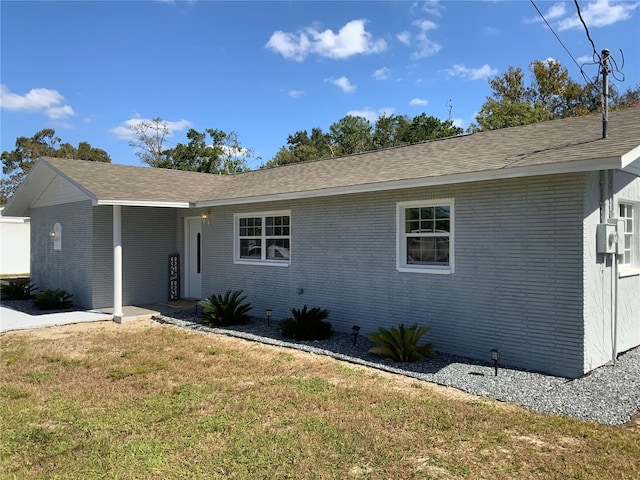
[
  {"x1": 367, "y1": 323, "x2": 433, "y2": 362},
  {"x1": 0, "y1": 279, "x2": 37, "y2": 300},
  {"x1": 199, "y1": 290, "x2": 252, "y2": 327},
  {"x1": 278, "y1": 305, "x2": 332, "y2": 340},
  {"x1": 33, "y1": 289, "x2": 73, "y2": 310}
]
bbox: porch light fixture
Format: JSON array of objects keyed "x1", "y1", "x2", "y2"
[
  {"x1": 201, "y1": 211, "x2": 211, "y2": 225},
  {"x1": 352, "y1": 325, "x2": 361, "y2": 346},
  {"x1": 51, "y1": 222, "x2": 62, "y2": 251},
  {"x1": 491, "y1": 348, "x2": 500, "y2": 376},
  {"x1": 265, "y1": 308, "x2": 272, "y2": 326}
]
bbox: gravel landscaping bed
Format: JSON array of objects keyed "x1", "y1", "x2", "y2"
[{"x1": 155, "y1": 310, "x2": 640, "y2": 426}]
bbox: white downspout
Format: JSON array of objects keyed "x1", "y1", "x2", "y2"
[
  {"x1": 600, "y1": 169, "x2": 618, "y2": 365},
  {"x1": 113, "y1": 205, "x2": 124, "y2": 322},
  {"x1": 605, "y1": 170, "x2": 620, "y2": 365},
  {"x1": 612, "y1": 247, "x2": 618, "y2": 364}
]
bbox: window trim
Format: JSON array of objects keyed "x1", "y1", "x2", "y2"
[
  {"x1": 397, "y1": 199, "x2": 454, "y2": 274},
  {"x1": 618, "y1": 201, "x2": 639, "y2": 276},
  {"x1": 234, "y1": 210, "x2": 291, "y2": 267}
]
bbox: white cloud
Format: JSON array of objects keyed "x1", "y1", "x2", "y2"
[
  {"x1": 373, "y1": 67, "x2": 390, "y2": 80},
  {"x1": 410, "y1": 19, "x2": 442, "y2": 59},
  {"x1": 482, "y1": 26, "x2": 501, "y2": 36},
  {"x1": 577, "y1": 54, "x2": 597, "y2": 64},
  {"x1": 288, "y1": 89, "x2": 305, "y2": 99},
  {"x1": 266, "y1": 19, "x2": 387, "y2": 61},
  {"x1": 396, "y1": 30, "x2": 411, "y2": 46},
  {"x1": 421, "y1": 0, "x2": 444, "y2": 17},
  {"x1": 326, "y1": 76, "x2": 356, "y2": 93},
  {"x1": 413, "y1": 19, "x2": 438, "y2": 31},
  {"x1": 444, "y1": 64, "x2": 497, "y2": 80},
  {"x1": 524, "y1": 2, "x2": 567, "y2": 23},
  {"x1": 526, "y1": 0, "x2": 638, "y2": 30},
  {"x1": 346, "y1": 107, "x2": 394, "y2": 122},
  {"x1": 0, "y1": 85, "x2": 75, "y2": 119},
  {"x1": 265, "y1": 31, "x2": 312, "y2": 62},
  {"x1": 409, "y1": 97, "x2": 428, "y2": 106},
  {"x1": 47, "y1": 105, "x2": 75, "y2": 120},
  {"x1": 110, "y1": 117, "x2": 193, "y2": 141},
  {"x1": 557, "y1": 0, "x2": 638, "y2": 30},
  {"x1": 546, "y1": 2, "x2": 569, "y2": 19}
]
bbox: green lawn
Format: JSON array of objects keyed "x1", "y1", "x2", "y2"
[{"x1": 1, "y1": 320, "x2": 638, "y2": 479}]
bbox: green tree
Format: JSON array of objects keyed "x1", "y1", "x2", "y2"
[
  {"x1": 403, "y1": 113, "x2": 463, "y2": 143},
  {"x1": 474, "y1": 66, "x2": 551, "y2": 131},
  {"x1": 128, "y1": 117, "x2": 169, "y2": 167},
  {"x1": 473, "y1": 60, "x2": 640, "y2": 132},
  {"x1": 263, "y1": 128, "x2": 332, "y2": 168},
  {"x1": 218, "y1": 130, "x2": 253, "y2": 174},
  {"x1": 1, "y1": 129, "x2": 110, "y2": 203},
  {"x1": 263, "y1": 112, "x2": 464, "y2": 169},
  {"x1": 162, "y1": 128, "x2": 251, "y2": 174},
  {"x1": 328, "y1": 115, "x2": 373, "y2": 156},
  {"x1": 613, "y1": 84, "x2": 640, "y2": 109},
  {"x1": 372, "y1": 114, "x2": 411, "y2": 149}
]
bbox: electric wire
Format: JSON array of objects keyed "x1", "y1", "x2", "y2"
[
  {"x1": 529, "y1": 0, "x2": 592, "y2": 84},
  {"x1": 608, "y1": 49, "x2": 626, "y2": 82},
  {"x1": 573, "y1": 0, "x2": 600, "y2": 63}
]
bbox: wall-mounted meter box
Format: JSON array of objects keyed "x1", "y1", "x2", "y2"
[{"x1": 596, "y1": 223, "x2": 617, "y2": 254}]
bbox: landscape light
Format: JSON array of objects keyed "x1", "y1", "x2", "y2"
[
  {"x1": 352, "y1": 325, "x2": 361, "y2": 346},
  {"x1": 491, "y1": 348, "x2": 500, "y2": 376}
]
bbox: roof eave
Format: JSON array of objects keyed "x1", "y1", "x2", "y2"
[
  {"x1": 94, "y1": 199, "x2": 192, "y2": 208},
  {"x1": 195, "y1": 155, "x2": 624, "y2": 207}
]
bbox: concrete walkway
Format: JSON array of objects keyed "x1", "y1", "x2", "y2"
[
  {"x1": 0, "y1": 300, "x2": 198, "y2": 333},
  {"x1": 0, "y1": 307, "x2": 113, "y2": 332}
]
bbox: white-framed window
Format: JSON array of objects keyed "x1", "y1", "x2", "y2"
[
  {"x1": 619, "y1": 202, "x2": 635, "y2": 268},
  {"x1": 234, "y1": 211, "x2": 291, "y2": 266},
  {"x1": 397, "y1": 200, "x2": 454, "y2": 274}
]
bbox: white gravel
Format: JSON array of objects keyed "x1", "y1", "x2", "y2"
[{"x1": 155, "y1": 311, "x2": 640, "y2": 426}]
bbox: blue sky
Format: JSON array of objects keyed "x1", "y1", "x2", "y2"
[{"x1": 1, "y1": 0, "x2": 638, "y2": 170}]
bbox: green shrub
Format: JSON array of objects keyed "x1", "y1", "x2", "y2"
[
  {"x1": 33, "y1": 289, "x2": 73, "y2": 310},
  {"x1": 199, "y1": 290, "x2": 252, "y2": 327},
  {"x1": 278, "y1": 305, "x2": 332, "y2": 340},
  {"x1": 367, "y1": 323, "x2": 433, "y2": 362},
  {"x1": 0, "y1": 279, "x2": 36, "y2": 300}
]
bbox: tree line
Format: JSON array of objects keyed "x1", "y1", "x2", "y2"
[{"x1": 2, "y1": 59, "x2": 638, "y2": 204}]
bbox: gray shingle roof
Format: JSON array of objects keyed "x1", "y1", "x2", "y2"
[
  {"x1": 41, "y1": 157, "x2": 225, "y2": 204},
  {"x1": 10, "y1": 107, "x2": 640, "y2": 212},
  {"x1": 206, "y1": 107, "x2": 639, "y2": 203}
]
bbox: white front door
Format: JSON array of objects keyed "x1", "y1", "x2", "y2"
[{"x1": 185, "y1": 217, "x2": 202, "y2": 299}]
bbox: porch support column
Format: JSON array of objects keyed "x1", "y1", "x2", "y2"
[{"x1": 113, "y1": 204, "x2": 124, "y2": 322}]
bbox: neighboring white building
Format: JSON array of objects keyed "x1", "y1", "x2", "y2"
[{"x1": 0, "y1": 207, "x2": 30, "y2": 278}]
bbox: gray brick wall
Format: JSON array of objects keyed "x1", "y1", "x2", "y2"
[
  {"x1": 30, "y1": 201, "x2": 94, "y2": 309},
  {"x1": 185, "y1": 173, "x2": 586, "y2": 377},
  {"x1": 91, "y1": 206, "x2": 178, "y2": 308}
]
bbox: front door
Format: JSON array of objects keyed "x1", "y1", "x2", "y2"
[{"x1": 185, "y1": 217, "x2": 202, "y2": 299}]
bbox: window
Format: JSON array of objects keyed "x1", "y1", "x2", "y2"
[
  {"x1": 235, "y1": 211, "x2": 290, "y2": 265},
  {"x1": 397, "y1": 200, "x2": 453, "y2": 274},
  {"x1": 619, "y1": 202, "x2": 635, "y2": 267}
]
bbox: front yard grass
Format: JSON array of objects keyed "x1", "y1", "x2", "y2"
[{"x1": 1, "y1": 320, "x2": 638, "y2": 479}]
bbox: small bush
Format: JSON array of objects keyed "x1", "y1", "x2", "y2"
[
  {"x1": 279, "y1": 305, "x2": 332, "y2": 340},
  {"x1": 199, "y1": 290, "x2": 253, "y2": 327},
  {"x1": 33, "y1": 289, "x2": 73, "y2": 311},
  {"x1": 0, "y1": 279, "x2": 37, "y2": 300},
  {"x1": 367, "y1": 323, "x2": 433, "y2": 362}
]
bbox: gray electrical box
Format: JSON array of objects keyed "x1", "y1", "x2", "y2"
[{"x1": 596, "y1": 223, "x2": 617, "y2": 254}]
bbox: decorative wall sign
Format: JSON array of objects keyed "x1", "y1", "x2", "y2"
[{"x1": 169, "y1": 253, "x2": 180, "y2": 301}]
